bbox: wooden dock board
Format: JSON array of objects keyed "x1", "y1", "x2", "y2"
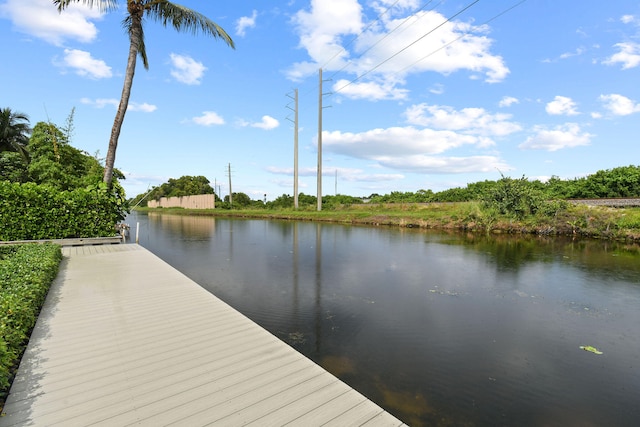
[{"x1": 0, "y1": 244, "x2": 406, "y2": 426}]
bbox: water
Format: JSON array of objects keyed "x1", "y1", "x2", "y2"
[{"x1": 128, "y1": 212, "x2": 640, "y2": 426}]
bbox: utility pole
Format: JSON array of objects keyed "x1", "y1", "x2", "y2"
[
  {"x1": 317, "y1": 69, "x2": 323, "y2": 211},
  {"x1": 335, "y1": 169, "x2": 337, "y2": 196},
  {"x1": 286, "y1": 89, "x2": 299, "y2": 209},
  {"x1": 227, "y1": 163, "x2": 233, "y2": 208},
  {"x1": 317, "y1": 68, "x2": 331, "y2": 212}
]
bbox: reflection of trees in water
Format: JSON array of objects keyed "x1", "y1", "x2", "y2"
[
  {"x1": 135, "y1": 215, "x2": 640, "y2": 427},
  {"x1": 443, "y1": 232, "x2": 640, "y2": 281}
]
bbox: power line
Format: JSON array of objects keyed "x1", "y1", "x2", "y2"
[
  {"x1": 328, "y1": 0, "x2": 441, "y2": 78},
  {"x1": 396, "y1": 0, "x2": 528, "y2": 76},
  {"x1": 320, "y1": 0, "x2": 405, "y2": 72},
  {"x1": 303, "y1": 0, "x2": 438, "y2": 97},
  {"x1": 333, "y1": 0, "x2": 481, "y2": 94}
]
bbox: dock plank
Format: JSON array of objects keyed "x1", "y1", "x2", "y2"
[{"x1": 0, "y1": 244, "x2": 407, "y2": 426}]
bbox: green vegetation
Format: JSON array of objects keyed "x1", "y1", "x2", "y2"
[
  {"x1": 0, "y1": 244, "x2": 62, "y2": 403},
  {"x1": 136, "y1": 201, "x2": 640, "y2": 242},
  {"x1": 0, "y1": 108, "x2": 128, "y2": 241},
  {"x1": 136, "y1": 171, "x2": 640, "y2": 243},
  {"x1": 130, "y1": 175, "x2": 217, "y2": 208},
  {"x1": 0, "y1": 108, "x2": 30, "y2": 164},
  {"x1": 135, "y1": 165, "x2": 640, "y2": 242},
  {"x1": 0, "y1": 181, "x2": 125, "y2": 240}
]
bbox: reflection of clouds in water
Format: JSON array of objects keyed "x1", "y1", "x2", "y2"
[{"x1": 132, "y1": 213, "x2": 640, "y2": 427}]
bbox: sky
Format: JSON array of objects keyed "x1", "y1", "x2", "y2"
[{"x1": 1, "y1": 0, "x2": 640, "y2": 201}]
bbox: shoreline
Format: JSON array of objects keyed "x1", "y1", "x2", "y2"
[{"x1": 134, "y1": 202, "x2": 640, "y2": 244}]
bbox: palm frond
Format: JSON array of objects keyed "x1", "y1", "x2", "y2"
[
  {"x1": 53, "y1": 0, "x2": 119, "y2": 13},
  {"x1": 122, "y1": 14, "x2": 149, "y2": 69},
  {"x1": 146, "y1": 1, "x2": 235, "y2": 49}
]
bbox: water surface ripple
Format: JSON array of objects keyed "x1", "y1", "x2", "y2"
[{"x1": 130, "y1": 212, "x2": 640, "y2": 427}]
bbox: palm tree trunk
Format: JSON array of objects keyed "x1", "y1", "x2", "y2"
[{"x1": 103, "y1": 16, "x2": 143, "y2": 187}]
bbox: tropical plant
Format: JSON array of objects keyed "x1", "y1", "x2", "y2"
[
  {"x1": 26, "y1": 122, "x2": 104, "y2": 190},
  {"x1": 54, "y1": 0, "x2": 235, "y2": 187},
  {"x1": 0, "y1": 107, "x2": 31, "y2": 163}
]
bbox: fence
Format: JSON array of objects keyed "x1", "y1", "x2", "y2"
[{"x1": 147, "y1": 194, "x2": 215, "y2": 210}]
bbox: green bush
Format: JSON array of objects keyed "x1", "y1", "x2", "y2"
[
  {"x1": 481, "y1": 175, "x2": 545, "y2": 219},
  {"x1": 0, "y1": 244, "x2": 62, "y2": 395},
  {"x1": 0, "y1": 181, "x2": 126, "y2": 240}
]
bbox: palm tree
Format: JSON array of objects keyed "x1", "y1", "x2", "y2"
[
  {"x1": 54, "y1": 0, "x2": 235, "y2": 187},
  {"x1": 0, "y1": 107, "x2": 31, "y2": 163}
]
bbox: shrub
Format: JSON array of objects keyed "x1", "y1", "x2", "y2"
[
  {"x1": 0, "y1": 244, "x2": 62, "y2": 397},
  {"x1": 481, "y1": 175, "x2": 545, "y2": 219},
  {"x1": 0, "y1": 181, "x2": 126, "y2": 241}
]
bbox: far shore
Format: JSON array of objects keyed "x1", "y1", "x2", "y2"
[{"x1": 133, "y1": 201, "x2": 640, "y2": 244}]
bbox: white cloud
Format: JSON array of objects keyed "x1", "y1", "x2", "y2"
[
  {"x1": 288, "y1": 2, "x2": 508, "y2": 99},
  {"x1": 309, "y1": 103, "x2": 520, "y2": 175},
  {"x1": 81, "y1": 97, "x2": 118, "y2": 109},
  {"x1": 250, "y1": 115, "x2": 280, "y2": 130},
  {"x1": 191, "y1": 111, "x2": 225, "y2": 126},
  {"x1": 0, "y1": 0, "x2": 105, "y2": 45},
  {"x1": 266, "y1": 165, "x2": 403, "y2": 182},
  {"x1": 499, "y1": 96, "x2": 519, "y2": 108},
  {"x1": 128, "y1": 102, "x2": 157, "y2": 113},
  {"x1": 599, "y1": 94, "x2": 640, "y2": 116},
  {"x1": 169, "y1": 53, "x2": 206, "y2": 85},
  {"x1": 404, "y1": 104, "x2": 521, "y2": 138},
  {"x1": 57, "y1": 48, "x2": 112, "y2": 78},
  {"x1": 373, "y1": 154, "x2": 509, "y2": 173},
  {"x1": 236, "y1": 10, "x2": 258, "y2": 37},
  {"x1": 332, "y1": 79, "x2": 409, "y2": 101},
  {"x1": 324, "y1": 126, "x2": 478, "y2": 157},
  {"x1": 620, "y1": 14, "x2": 638, "y2": 25},
  {"x1": 429, "y1": 83, "x2": 444, "y2": 95},
  {"x1": 320, "y1": 125, "x2": 509, "y2": 174},
  {"x1": 546, "y1": 96, "x2": 579, "y2": 116},
  {"x1": 519, "y1": 123, "x2": 592, "y2": 151},
  {"x1": 80, "y1": 98, "x2": 156, "y2": 112},
  {"x1": 554, "y1": 47, "x2": 586, "y2": 61},
  {"x1": 604, "y1": 42, "x2": 640, "y2": 69}
]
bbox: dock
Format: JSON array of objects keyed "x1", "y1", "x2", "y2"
[{"x1": 0, "y1": 244, "x2": 406, "y2": 426}]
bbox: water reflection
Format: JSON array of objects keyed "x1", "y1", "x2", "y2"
[{"x1": 130, "y1": 212, "x2": 640, "y2": 427}]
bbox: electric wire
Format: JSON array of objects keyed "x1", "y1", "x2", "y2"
[
  {"x1": 298, "y1": 0, "x2": 405, "y2": 98},
  {"x1": 326, "y1": 0, "x2": 440, "y2": 80},
  {"x1": 301, "y1": 0, "x2": 439, "y2": 98},
  {"x1": 333, "y1": 0, "x2": 481, "y2": 95},
  {"x1": 395, "y1": 0, "x2": 528, "y2": 77},
  {"x1": 319, "y1": 0, "x2": 404, "y2": 72}
]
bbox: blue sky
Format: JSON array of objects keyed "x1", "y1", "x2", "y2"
[{"x1": 2, "y1": 0, "x2": 640, "y2": 200}]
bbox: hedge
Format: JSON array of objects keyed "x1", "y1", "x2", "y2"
[
  {"x1": 0, "y1": 244, "x2": 62, "y2": 397},
  {"x1": 0, "y1": 181, "x2": 125, "y2": 241}
]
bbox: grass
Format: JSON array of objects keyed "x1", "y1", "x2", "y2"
[{"x1": 137, "y1": 202, "x2": 640, "y2": 243}]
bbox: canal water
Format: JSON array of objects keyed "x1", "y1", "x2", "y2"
[{"x1": 128, "y1": 211, "x2": 640, "y2": 427}]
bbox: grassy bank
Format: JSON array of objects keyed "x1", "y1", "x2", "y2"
[
  {"x1": 136, "y1": 201, "x2": 640, "y2": 242},
  {"x1": 0, "y1": 244, "x2": 62, "y2": 410}
]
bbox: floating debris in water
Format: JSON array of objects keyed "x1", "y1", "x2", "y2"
[
  {"x1": 429, "y1": 288, "x2": 460, "y2": 296},
  {"x1": 580, "y1": 345, "x2": 603, "y2": 355},
  {"x1": 287, "y1": 331, "x2": 306, "y2": 345}
]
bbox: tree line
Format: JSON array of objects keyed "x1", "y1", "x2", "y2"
[
  {"x1": 133, "y1": 165, "x2": 640, "y2": 214},
  {"x1": 364, "y1": 166, "x2": 640, "y2": 204}
]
